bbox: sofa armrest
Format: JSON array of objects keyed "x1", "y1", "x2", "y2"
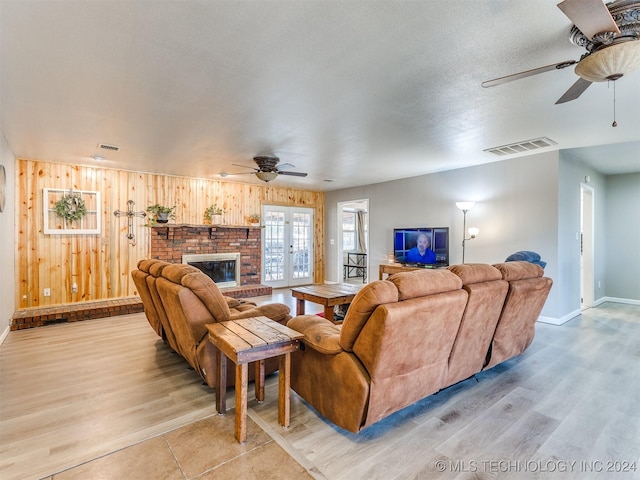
[
  {"x1": 287, "y1": 315, "x2": 342, "y2": 354},
  {"x1": 227, "y1": 303, "x2": 291, "y2": 324},
  {"x1": 224, "y1": 296, "x2": 257, "y2": 309},
  {"x1": 228, "y1": 307, "x2": 269, "y2": 320}
]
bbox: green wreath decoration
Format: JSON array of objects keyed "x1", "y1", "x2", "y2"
[{"x1": 54, "y1": 193, "x2": 87, "y2": 222}]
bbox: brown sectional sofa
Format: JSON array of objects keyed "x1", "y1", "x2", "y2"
[
  {"x1": 132, "y1": 259, "x2": 292, "y2": 388},
  {"x1": 287, "y1": 261, "x2": 552, "y2": 433}
]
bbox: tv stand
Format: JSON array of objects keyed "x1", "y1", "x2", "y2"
[
  {"x1": 378, "y1": 263, "x2": 421, "y2": 279},
  {"x1": 379, "y1": 263, "x2": 446, "y2": 279}
]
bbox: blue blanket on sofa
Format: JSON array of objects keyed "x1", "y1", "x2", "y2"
[{"x1": 505, "y1": 250, "x2": 546, "y2": 269}]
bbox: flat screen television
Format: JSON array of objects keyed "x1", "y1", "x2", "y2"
[{"x1": 393, "y1": 227, "x2": 449, "y2": 267}]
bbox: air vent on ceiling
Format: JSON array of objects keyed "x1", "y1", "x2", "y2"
[
  {"x1": 98, "y1": 143, "x2": 121, "y2": 152},
  {"x1": 484, "y1": 137, "x2": 557, "y2": 157}
]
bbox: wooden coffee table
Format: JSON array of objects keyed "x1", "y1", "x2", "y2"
[
  {"x1": 290, "y1": 283, "x2": 363, "y2": 324},
  {"x1": 206, "y1": 316, "x2": 304, "y2": 443}
]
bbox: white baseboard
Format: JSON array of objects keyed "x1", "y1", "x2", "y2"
[
  {"x1": 0, "y1": 325, "x2": 9, "y2": 346},
  {"x1": 593, "y1": 296, "x2": 640, "y2": 306},
  {"x1": 538, "y1": 308, "x2": 581, "y2": 326},
  {"x1": 537, "y1": 297, "x2": 639, "y2": 326}
]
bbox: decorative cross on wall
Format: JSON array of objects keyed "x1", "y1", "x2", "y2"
[{"x1": 113, "y1": 200, "x2": 146, "y2": 246}]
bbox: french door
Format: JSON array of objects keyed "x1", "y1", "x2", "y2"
[{"x1": 262, "y1": 205, "x2": 314, "y2": 288}]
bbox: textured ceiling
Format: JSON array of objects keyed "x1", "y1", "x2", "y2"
[{"x1": 1, "y1": 1, "x2": 639, "y2": 191}]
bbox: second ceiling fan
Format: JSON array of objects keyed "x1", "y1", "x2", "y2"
[
  {"x1": 232, "y1": 155, "x2": 308, "y2": 183},
  {"x1": 482, "y1": 0, "x2": 640, "y2": 104}
]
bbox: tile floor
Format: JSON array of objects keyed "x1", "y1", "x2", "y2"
[{"x1": 49, "y1": 412, "x2": 313, "y2": 480}]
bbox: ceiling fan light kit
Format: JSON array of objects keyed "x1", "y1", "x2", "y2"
[
  {"x1": 255, "y1": 171, "x2": 278, "y2": 182},
  {"x1": 574, "y1": 40, "x2": 640, "y2": 82}
]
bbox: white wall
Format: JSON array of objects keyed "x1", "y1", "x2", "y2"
[
  {"x1": 326, "y1": 150, "x2": 639, "y2": 321},
  {"x1": 0, "y1": 132, "x2": 16, "y2": 340},
  {"x1": 605, "y1": 172, "x2": 640, "y2": 301},
  {"x1": 325, "y1": 152, "x2": 561, "y2": 318}
]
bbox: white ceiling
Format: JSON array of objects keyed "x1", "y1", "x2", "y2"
[{"x1": 1, "y1": 1, "x2": 639, "y2": 191}]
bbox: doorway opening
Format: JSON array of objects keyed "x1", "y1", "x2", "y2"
[{"x1": 337, "y1": 199, "x2": 369, "y2": 285}]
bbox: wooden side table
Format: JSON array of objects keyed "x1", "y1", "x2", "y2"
[
  {"x1": 290, "y1": 283, "x2": 363, "y2": 324},
  {"x1": 206, "y1": 316, "x2": 304, "y2": 443}
]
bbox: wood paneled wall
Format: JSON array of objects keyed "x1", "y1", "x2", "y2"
[{"x1": 16, "y1": 160, "x2": 325, "y2": 308}]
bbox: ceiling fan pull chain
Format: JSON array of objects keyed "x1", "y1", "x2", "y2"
[{"x1": 611, "y1": 80, "x2": 617, "y2": 128}]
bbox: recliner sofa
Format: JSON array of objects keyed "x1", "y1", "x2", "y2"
[
  {"x1": 132, "y1": 259, "x2": 292, "y2": 388},
  {"x1": 287, "y1": 261, "x2": 552, "y2": 433}
]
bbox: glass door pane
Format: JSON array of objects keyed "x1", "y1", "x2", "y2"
[
  {"x1": 262, "y1": 206, "x2": 313, "y2": 287},
  {"x1": 291, "y1": 209, "x2": 313, "y2": 285},
  {"x1": 263, "y1": 209, "x2": 286, "y2": 284}
]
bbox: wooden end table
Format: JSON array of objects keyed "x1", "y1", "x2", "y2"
[
  {"x1": 206, "y1": 316, "x2": 304, "y2": 443},
  {"x1": 290, "y1": 283, "x2": 363, "y2": 324}
]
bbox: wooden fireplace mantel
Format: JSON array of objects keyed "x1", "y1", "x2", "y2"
[{"x1": 151, "y1": 223, "x2": 261, "y2": 229}]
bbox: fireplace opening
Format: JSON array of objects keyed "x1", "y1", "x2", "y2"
[{"x1": 182, "y1": 253, "x2": 241, "y2": 288}]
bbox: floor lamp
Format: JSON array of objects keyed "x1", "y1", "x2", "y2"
[{"x1": 456, "y1": 202, "x2": 479, "y2": 264}]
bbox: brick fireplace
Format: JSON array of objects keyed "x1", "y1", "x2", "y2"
[{"x1": 150, "y1": 224, "x2": 271, "y2": 297}]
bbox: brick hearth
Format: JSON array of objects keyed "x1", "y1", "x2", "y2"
[
  {"x1": 11, "y1": 297, "x2": 145, "y2": 330},
  {"x1": 10, "y1": 224, "x2": 272, "y2": 330},
  {"x1": 9, "y1": 284, "x2": 272, "y2": 331}
]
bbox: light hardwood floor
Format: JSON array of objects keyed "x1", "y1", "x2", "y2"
[{"x1": 1, "y1": 297, "x2": 638, "y2": 479}]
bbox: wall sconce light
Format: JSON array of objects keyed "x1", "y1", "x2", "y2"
[{"x1": 456, "y1": 202, "x2": 479, "y2": 263}]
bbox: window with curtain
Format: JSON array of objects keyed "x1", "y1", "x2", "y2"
[
  {"x1": 342, "y1": 211, "x2": 356, "y2": 251},
  {"x1": 356, "y1": 210, "x2": 367, "y2": 253}
]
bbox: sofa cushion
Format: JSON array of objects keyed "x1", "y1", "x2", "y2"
[
  {"x1": 445, "y1": 266, "x2": 509, "y2": 386},
  {"x1": 161, "y1": 263, "x2": 201, "y2": 283},
  {"x1": 448, "y1": 263, "x2": 502, "y2": 284},
  {"x1": 340, "y1": 280, "x2": 398, "y2": 352},
  {"x1": 484, "y1": 274, "x2": 553, "y2": 370},
  {"x1": 389, "y1": 269, "x2": 462, "y2": 300},
  {"x1": 180, "y1": 271, "x2": 231, "y2": 321},
  {"x1": 493, "y1": 261, "x2": 543, "y2": 281},
  {"x1": 148, "y1": 260, "x2": 170, "y2": 277},
  {"x1": 138, "y1": 258, "x2": 159, "y2": 273},
  {"x1": 354, "y1": 288, "x2": 468, "y2": 427}
]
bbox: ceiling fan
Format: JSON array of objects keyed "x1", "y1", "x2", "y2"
[
  {"x1": 482, "y1": 0, "x2": 640, "y2": 105},
  {"x1": 231, "y1": 155, "x2": 308, "y2": 182}
]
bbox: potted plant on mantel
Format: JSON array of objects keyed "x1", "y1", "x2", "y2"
[
  {"x1": 248, "y1": 214, "x2": 261, "y2": 227},
  {"x1": 146, "y1": 204, "x2": 176, "y2": 226},
  {"x1": 204, "y1": 204, "x2": 224, "y2": 225}
]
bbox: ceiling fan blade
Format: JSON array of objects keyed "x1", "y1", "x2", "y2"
[
  {"x1": 557, "y1": 0, "x2": 620, "y2": 40},
  {"x1": 276, "y1": 170, "x2": 308, "y2": 177},
  {"x1": 231, "y1": 163, "x2": 258, "y2": 171},
  {"x1": 555, "y1": 77, "x2": 593, "y2": 104},
  {"x1": 482, "y1": 60, "x2": 577, "y2": 88}
]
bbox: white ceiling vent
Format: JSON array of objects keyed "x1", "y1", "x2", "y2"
[
  {"x1": 484, "y1": 137, "x2": 557, "y2": 157},
  {"x1": 98, "y1": 143, "x2": 121, "y2": 152}
]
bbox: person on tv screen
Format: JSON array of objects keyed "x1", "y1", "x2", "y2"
[{"x1": 406, "y1": 232, "x2": 436, "y2": 264}]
